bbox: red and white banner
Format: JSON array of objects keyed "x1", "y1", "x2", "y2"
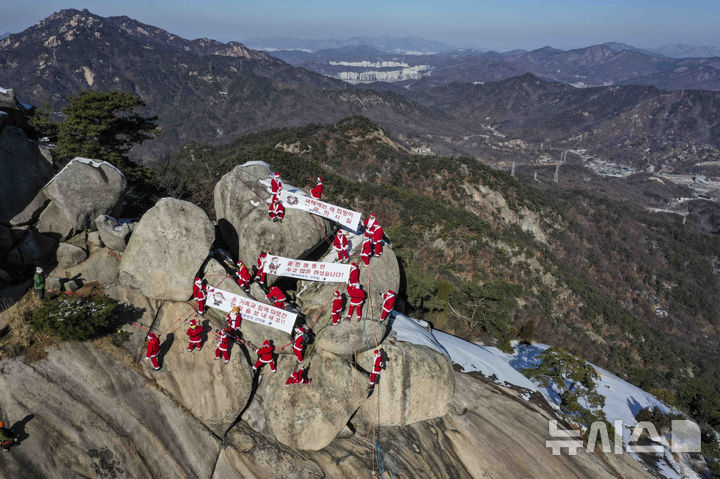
[
  {"x1": 279, "y1": 190, "x2": 362, "y2": 232},
  {"x1": 205, "y1": 286, "x2": 296, "y2": 334},
  {"x1": 264, "y1": 255, "x2": 351, "y2": 283}
]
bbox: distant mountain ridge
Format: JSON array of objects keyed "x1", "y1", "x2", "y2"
[{"x1": 244, "y1": 35, "x2": 456, "y2": 54}]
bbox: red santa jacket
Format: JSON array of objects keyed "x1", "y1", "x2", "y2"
[
  {"x1": 186, "y1": 325, "x2": 203, "y2": 342},
  {"x1": 361, "y1": 237, "x2": 372, "y2": 253},
  {"x1": 382, "y1": 290, "x2": 396, "y2": 311},
  {"x1": 217, "y1": 331, "x2": 229, "y2": 351},
  {"x1": 271, "y1": 177, "x2": 283, "y2": 194},
  {"x1": 347, "y1": 285, "x2": 366, "y2": 306},
  {"x1": 372, "y1": 224, "x2": 384, "y2": 243},
  {"x1": 269, "y1": 201, "x2": 285, "y2": 216},
  {"x1": 257, "y1": 253, "x2": 267, "y2": 271},
  {"x1": 372, "y1": 353, "x2": 384, "y2": 373},
  {"x1": 311, "y1": 181, "x2": 323, "y2": 199},
  {"x1": 333, "y1": 232, "x2": 348, "y2": 251},
  {"x1": 348, "y1": 264, "x2": 360, "y2": 285},
  {"x1": 237, "y1": 264, "x2": 251, "y2": 282},
  {"x1": 267, "y1": 286, "x2": 286, "y2": 302},
  {"x1": 256, "y1": 343, "x2": 275, "y2": 361},
  {"x1": 146, "y1": 335, "x2": 160, "y2": 358},
  {"x1": 332, "y1": 294, "x2": 344, "y2": 314},
  {"x1": 193, "y1": 283, "x2": 206, "y2": 301},
  {"x1": 227, "y1": 311, "x2": 242, "y2": 329}
]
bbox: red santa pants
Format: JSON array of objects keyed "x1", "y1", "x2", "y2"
[
  {"x1": 196, "y1": 299, "x2": 205, "y2": 314},
  {"x1": 254, "y1": 359, "x2": 276, "y2": 372},
  {"x1": 216, "y1": 348, "x2": 229, "y2": 361},
  {"x1": 274, "y1": 300, "x2": 285, "y2": 309},
  {"x1": 332, "y1": 311, "x2": 341, "y2": 324},
  {"x1": 337, "y1": 249, "x2": 349, "y2": 261},
  {"x1": 293, "y1": 347, "x2": 304, "y2": 362},
  {"x1": 370, "y1": 371, "x2": 381, "y2": 385},
  {"x1": 188, "y1": 340, "x2": 202, "y2": 351},
  {"x1": 147, "y1": 355, "x2": 160, "y2": 369},
  {"x1": 374, "y1": 241, "x2": 383, "y2": 256},
  {"x1": 347, "y1": 303, "x2": 363, "y2": 320},
  {"x1": 381, "y1": 308, "x2": 392, "y2": 321},
  {"x1": 237, "y1": 277, "x2": 249, "y2": 289}
]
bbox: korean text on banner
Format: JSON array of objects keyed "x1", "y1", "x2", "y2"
[
  {"x1": 279, "y1": 191, "x2": 361, "y2": 232},
  {"x1": 264, "y1": 254, "x2": 350, "y2": 283},
  {"x1": 206, "y1": 286, "x2": 296, "y2": 334}
]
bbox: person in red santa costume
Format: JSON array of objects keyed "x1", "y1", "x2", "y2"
[
  {"x1": 285, "y1": 367, "x2": 311, "y2": 386},
  {"x1": 253, "y1": 340, "x2": 277, "y2": 372},
  {"x1": 369, "y1": 349, "x2": 385, "y2": 388},
  {"x1": 193, "y1": 277, "x2": 206, "y2": 315},
  {"x1": 380, "y1": 289, "x2": 396, "y2": 321},
  {"x1": 372, "y1": 222, "x2": 384, "y2": 256},
  {"x1": 360, "y1": 236, "x2": 373, "y2": 266},
  {"x1": 346, "y1": 283, "x2": 366, "y2": 322},
  {"x1": 310, "y1": 177, "x2": 323, "y2": 199},
  {"x1": 186, "y1": 319, "x2": 204, "y2": 352},
  {"x1": 255, "y1": 252, "x2": 268, "y2": 284},
  {"x1": 331, "y1": 290, "x2": 344, "y2": 325},
  {"x1": 268, "y1": 196, "x2": 285, "y2": 221},
  {"x1": 215, "y1": 328, "x2": 231, "y2": 363},
  {"x1": 271, "y1": 171, "x2": 283, "y2": 196},
  {"x1": 292, "y1": 326, "x2": 307, "y2": 363},
  {"x1": 226, "y1": 306, "x2": 242, "y2": 338},
  {"x1": 235, "y1": 260, "x2": 252, "y2": 292},
  {"x1": 348, "y1": 262, "x2": 360, "y2": 288},
  {"x1": 266, "y1": 286, "x2": 287, "y2": 309},
  {"x1": 145, "y1": 332, "x2": 161, "y2": 370},
  {"x1": 333, "y1": 229, "x2": 349, "y2": 262},
  {"x1": 363, "y1": 214, "x2": 377, "y2": 239}
]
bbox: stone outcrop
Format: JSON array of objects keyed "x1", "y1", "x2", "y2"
[
  {"x1": 214, "y1": 162, "x2": 333, "y2": 268},
  {"x1": 0, "y1": 125, "x2": 54, "y2": 225},
  {"x1": 6, "y1": 230, "x2": 57, "y2": 267},
  {"x1": 36, "y1": 158, "x2": 126, "y2": 240},
  {"x1": 58, "y1": 247, "x2": 120, "y2": 287},
  {"x1": 146, "y1": 301, "x2": 254, "y2": 436},
  {"x1": 256, "y1": 351, "x2": 367, "y2": 451},
  {"x1": 55, "y1": 242, "x2": 87, "y2": 268},
  {"x1": 95, "y1": 214, "x2": 133, "y2": 252},
  {"x1": 119, "y1": 198, "x2": 214, "y2": 301},
  {"x1": 355, "y1": 339, "x2": 455, "y2": 426}
]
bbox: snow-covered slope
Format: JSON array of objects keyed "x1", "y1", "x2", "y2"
[{"x1": 390, "y1": 313, "x2": 702, "y2": 479}]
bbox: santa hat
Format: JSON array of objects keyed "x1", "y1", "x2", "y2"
[
  {"x1": 388, "y1": 289, "x2": 395, "y2": 295},
  {"x1": 237, "y1": 260, "x2": 244, "y2": 267},
  {"x1": 263, "y1": 340, "x2": 270, "y2": 346},
  {"x1": 317, "y1": 177, "x2": 323, "y2": 184},
  {"x1": 190, "y1": 319, "x2": 197, "y2": 327},
  {"x1": 194, "y1": 277, "x2": 202, "y2": 285},
  {"x1": 374, "y1": 350, "x2": 379, "y2": 355},
  {"x1": 148, "y1": 332, "x2": 157, "y2": 339},
  {"x1": 351, "y1": 262, "x2": 358, "y2": 268},
  {"x1": 274, "y1": 171, "x2": 280, "y2": 178},
  {"x1": 333, "y1": 290, "x2": 341, "y2": 298}
]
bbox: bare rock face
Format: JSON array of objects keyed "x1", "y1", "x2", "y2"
[
  {"x1": 6, "y1": 230, "x2": 57, "y2": 267},
  {"x1": 57, "y1": 247, "x2": 120, "y2": 287},
  {"x1": 212, "y1": 423, "x2": 325, "y2": 479},
  {"x1": 355, "y1": 339, "x2": 455, "y2": 427},
  {"x1": 0, "y1": 125, "x2": 54, "y2": 225},
  {"x1": 95, "y1": 215, "x2": 132, "y2": 252},
  {"x1": 36, "y1": 158, "x2": 127, "y2": 240},
  {"x1": 214, "y1": 162, "x2": 333, "y2": 267},
  {"x1": 0, "y1": 342, "x2": 221, "y2": 478},
  {"x1": 314, "y1": 318, "x2": 386, "y2": 356},
  {"x1": 56, "y1": 242, "x2": 88, "y2": 268},
  {"x1": 256, "y1": 351, "x2": 367, "y2": 451},
  {"x1": 119, "y1": 198, "x2": 214, "y2": 301},
  {"x1": 145, "y1": 301, "x2": 254, "y2": 436}
]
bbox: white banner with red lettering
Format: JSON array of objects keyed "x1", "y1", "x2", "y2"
[
  {"x1": 279, "y1": 190, "x2": 362, "y2": 232},
  {"x1": 265, "y1": 254, "x2": 351, "y2": 283},
  {"x1": 205, "y1": 286, "x2": 296, "y2": 334}
]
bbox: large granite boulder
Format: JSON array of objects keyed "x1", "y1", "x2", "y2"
[
  {"x1": 95, "y1": 215, "x2": 132, "y2": 252},
  {"x1": 119, "y1": 198, "x2": 214, "y2": 301},
  {"x1": 214, "y1": 162, "x2": 333, "y2": 267},
  {"x1": 36, "y1": 158, "x2": 126, "y2": 240},
  {"x1": 56, "y1": 242, "x2": 88, "y2": 268},
  {"x1": 355, "y1": 339, "x2": 455, "y2": 427},
  {"x1": 0, "y1": 126, "x2": 54, "y2": 224},
  {"x1": 6, "y1": 230, "x2": 57, "y2": 267},
  {"x1": 256, "y1": 350, "x2": 367, "y2": 451},
  {"x1": 145, "y1": 301, "x2": 254, "y2": 436},
  {"x1": 57, "y1": 247, "x2": 121, "y2": 287}
]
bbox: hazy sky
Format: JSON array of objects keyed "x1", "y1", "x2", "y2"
[{"x1": 2, "y1": 0, "x2": 719, "y2": 51}]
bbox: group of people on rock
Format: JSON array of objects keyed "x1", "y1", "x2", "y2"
[{"x1": 146, "y1": 171, "x2": 390, "y2": 389}]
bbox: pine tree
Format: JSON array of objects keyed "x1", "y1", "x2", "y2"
[{"x1": 54, "y1": 91, "x2": 158, "y2": 168}]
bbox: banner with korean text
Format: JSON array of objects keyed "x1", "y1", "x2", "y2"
[
  {"x1": 206, "y1": 285, "x2": 296, "y2": 334},
  {"x1": 265, "y1": 254, "x2": 351, "y2": 283},
  {"x1": 279, "y1": 190, "x2": 362, "y2": 232}
]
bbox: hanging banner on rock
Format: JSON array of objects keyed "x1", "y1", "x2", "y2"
[
  {"x1": 265, "y1": 254, "x2": 351, "y2": 283},
  {"x1": 206, "y1": 285, "x2": 296, "y2": 334},
  {"x1": 279, "y1": 190, "x2": 362, "y2": 232}
]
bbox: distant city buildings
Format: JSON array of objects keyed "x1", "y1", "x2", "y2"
[{"x1": 335, "y1": 64, "x2": 431, "y2": 83}]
